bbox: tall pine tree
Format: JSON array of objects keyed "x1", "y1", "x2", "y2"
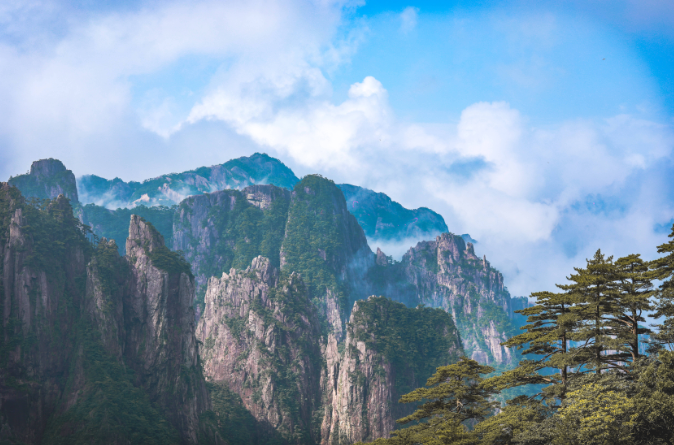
[
  {"x1": 650, "y1": 224, "x2": 674, "y2": 351},
  {"x1": 612, "y1": 254, "x2": 654, "y2": 360}
]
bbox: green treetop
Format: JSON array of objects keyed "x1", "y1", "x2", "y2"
[
  {"x1": 651, "y1": 224, "x2": 674, "y2": 351},
  {"x1": 490, "y1": 290, "x2": 577, "y2": 403},
  {"x1": 558, "y1": 250, "x2": 626, "y2": 374},
  {"x1": 358, "y1": 357, "x2": 498, "y2": 445},
  {"x1": 612, "y1": 253, "x2": 654, "y2": 360}
]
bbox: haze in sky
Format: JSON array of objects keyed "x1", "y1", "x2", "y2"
[{"x1": 1, "y1": 0, "x2": 673, "y2": 296}]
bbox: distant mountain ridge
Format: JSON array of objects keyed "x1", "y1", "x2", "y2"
[
  {"x1": 48, "y1": 153, "x2": 452, "y2": 245},
  {"x1": 337, "y1": 184, "x2": 448, "y2": 242},
  {"x1": 77, "y1": 153, "x2": 300, "y2": 208}
]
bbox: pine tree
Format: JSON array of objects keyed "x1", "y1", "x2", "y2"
[
  {"x1": 558, "y1": 250, "x2": 624, "y2": 374},
  {"x1": 612, "y1": 254, "x2": 654, "y2": 361},
  {"x1": 651, "y1": 224, "x2": 674, "y2": 351},
  {"x1": 488, "y1": 290, "x2": 577, "y2": 402},
  {"x1": 362, "y1": 357, "x2": 498, "y2": 445}
]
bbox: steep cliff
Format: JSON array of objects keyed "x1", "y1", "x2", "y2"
[
  {"x1": 197, "y1": 257, "x2": 322, "y2": 444},
  {"x1": 320, "y1": 297, "x2": 462, "y2": 445},
  {"x1": 281, "y1": 175, "x2": 374, "y2": 340},
  {"x1": 0, "y1": 184, "x2": 213, "y2": 444},
  {"x1": 0, "y1": 186, "x2": 88, "y2": 444},
  {"x1": 123, "y1": 215, "x2": 209, "y2": 443},
  {"x1": 8, "y1": 159, "x2": 79, "y2": 203},
  {"x1": 172, "y1": 185, "x2": 291, "y2": 306},
  {"x1": 370, "y1": 233, "x2": 516, "y2": 366},
  {"x1": 196, "y1": 259, "x2": 464, "y2": 445}
]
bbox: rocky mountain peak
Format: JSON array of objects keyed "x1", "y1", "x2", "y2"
[
  {"x1": 244, "y1": 183, "x2": 291, "y2": 210},
  {"x1": 376, "y1": 247, "x2": 388, "y2": 266},
  {"x1": 126, "y1": 214, "x2": 165, "y2": 257},
  {"x1": 30, "y1": 158, "x2": 67, "y2": 176},
  {"x1": 8, "y1": 158, "x2": 79, "y2": 203}
]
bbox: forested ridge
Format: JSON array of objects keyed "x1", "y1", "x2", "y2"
[{"x1": 358, "y1": 226, "x2": 674, "y2": 445}]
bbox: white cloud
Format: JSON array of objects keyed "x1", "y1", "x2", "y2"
[
  {"x1": 400, "y1": 7, "x2": 419, "y2": 33},
  {"x1": 0, "y1": 0, "x2": 357, "y2": 180},
  {"x1": 2, "y1": 0, "x2": 673, "y2": 301},
  {"x1": 189, "y1": 75, "x2": 391, "y2": 170}
]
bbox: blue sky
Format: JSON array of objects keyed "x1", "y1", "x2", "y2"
[{"x1": 1, "y1": 0, "x2": 673, "y2": 296}]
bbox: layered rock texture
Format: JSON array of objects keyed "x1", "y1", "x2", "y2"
[
  {"x1": 173, "y1": 176, "x2": 374, "y2": 339},
  {"x1": 0, "y1": 184, "x2": 214, "y2": 444},
  {"x1": 196, "y1": 264, "x2": 463, "y2": 445},
  {"x1": 8, "y1": 159, "x2": 79, "y2": 203},
  {"x1": 172, "y1": 185, "x2": 291, "y2": 297},
  {"x1": 197, "y1": 257, "x2": 322, "y2": 444},
  {"x1": 370, "y1": 233, "x2": 517, "y2": 365},
  {"x1": 320, "y1": 297, "x2": 462, "y2": 445},
  {"x1": 3, "y1": 156, "x2": 527, "y2": 444}
]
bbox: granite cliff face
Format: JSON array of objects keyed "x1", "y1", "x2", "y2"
[
  {"x1": 172, "y1": 185, "x2": 291, "y2": 300},
  {"x1": 124, "y1": 215, "x2": 209, "y2": 443},
  {"x1": 8, "y1": 159, "x2": 79, "y2": 203},
  {"x1": 195, "y1": 260, "x2": 463, "y2": 445},
  {"x1": 320, "y1": 297, "x2": 462, "y2": 445},
  {"x1": 173, "y1": 176, "x2": 374, "y2": 339},
  {"x1": 0, "y1": 184, "x2": 214, "y2": 444},
  {"x1": 0, "y1": 186, "x2": 86, "y2": 444},
  {"x1": 3, "y1": 157, "x2": 525, "y2": 444},
  {"x1": 197, "y1": 257, "x2": 322, "y2": 444},
  {"x1": 371, "y1": 233, "x2": 516, "y2": 365}
]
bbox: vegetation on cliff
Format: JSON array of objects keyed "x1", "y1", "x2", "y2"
[
  {"x1": 83, "y1": 203, "x2": 175, "y2": 254},
  {"x1": 350, "y1": 297, "x2": 463, "y2": 397},
  {"x1": 281, "y1": 175, "x2": 364, "y2": 319},
  {"x1": 0, "y1": 186, "x2": 212, "y2": 445},
  {"x1": 42, "y1": 318, "x2": 181, "y2": 445},
  {"x1": 358, "y1": 225, "x2": 674, "y2": 445}
]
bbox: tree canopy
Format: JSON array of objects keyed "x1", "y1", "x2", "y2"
[{"x1": 359, "y1": 224, "x2": 674, "y2": 445}]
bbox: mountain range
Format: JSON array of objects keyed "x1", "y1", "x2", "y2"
[{"x1": 1, "y1": 155, "x2": 529, "y2": 445}]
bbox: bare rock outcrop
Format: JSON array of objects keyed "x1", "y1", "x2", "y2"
[
  {"x1": 124, "y1": 215, "x2": 208, "y2": 443},
  {"x1": 197, "y1": 256, "x2": 322, "y2": 444},
  {"x1": 8, "y1": 159, "x2": 79, "y2": 203},
  {"x1": 320, "y1": 297, "x2": 463, "y2": 444},
  {"x1": 372, "y1": 233, "x2": 515, "y2": 365}
]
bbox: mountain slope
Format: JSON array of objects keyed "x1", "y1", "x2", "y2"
[
  {"x1": 337, "y1": 184, "x2": 448, "y2": 242},
  {"x1": 0, "y1": 184, "x2": 216, "y2": 445},
  {"x1": 78, "y1": 153, "x2": 300, "y2": 208},
  {"x1": 370, "y1": 234, "x2": 517, "y2": 365},
  {"x1": 7, "y1": 156, "x2": 455, "y2": 255}
]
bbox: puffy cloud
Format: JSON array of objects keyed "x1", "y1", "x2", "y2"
[
  {"x1": 1, "y1": 0, "x2": 673, "y2": 299},
  {"x1": 0, "y1": 0, "x2": 357, "y2": 180}
]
